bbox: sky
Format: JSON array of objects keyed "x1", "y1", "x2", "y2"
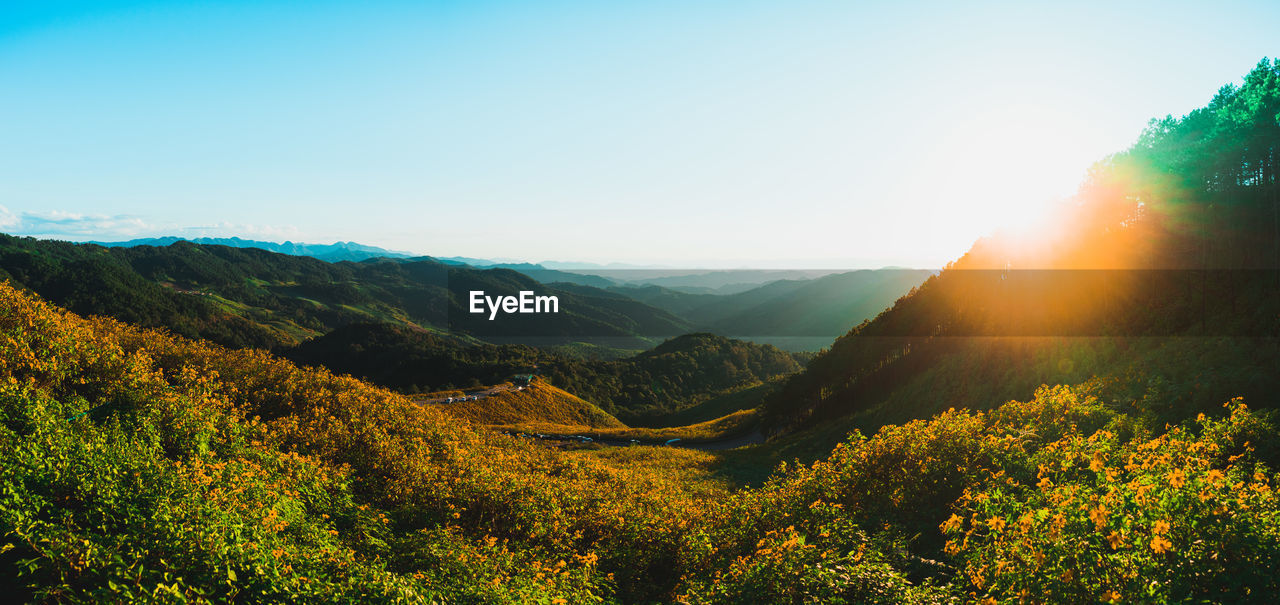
[{"x1": 1, "y1": 0, "x2": 1277, "y2": 268}]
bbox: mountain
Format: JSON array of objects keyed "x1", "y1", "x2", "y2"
[
  {"x1": 5, "y1": 240, "x2": 1279, "y2": 603},
  {"x1": 616, "y1": 269, "x2": 933, "y2": 340},
  {"x1": 760, "y1": 60, "x2": 1280, "y2": 442},
  {"x1": 0, "y1": 236, "x2": 689, "y2": 350},
  {"x1": 5, "y1": 60, "x2": 1280, "y2": 605},
  {"x1": 588, "y1": 269, "x2": 844, "y2": 294},
  {"x1": 483, "y1": 263, "x2": 619, "y2": 288},
  {"x1": 428, "y1": 377, "x2": 626, "y2": 429},
  {"x1": 285, "y1": 323, "x2": 805, "y2": 424},
  {"x1": 91, "y1": 236, "x2": 414, "y2": 262}
]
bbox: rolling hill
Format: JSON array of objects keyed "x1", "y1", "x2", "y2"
[
  {"x1": 92, "y1": 236, "x2": 414, "y2": 262},
  {"x1": 616, "y1": 269, "x2": 934, "y2": 340},
  {"x1": 760, "y1": 60, "x2": 1280, "y2": 443},
  {"x1": 285, "y1": 324, "x2": 806, "y2": 424},
  {"x1": 0, "y1": 236, "x2": 690, "y2": 349},
  {"x1": 423, "y1": 377, "x2": 625, "y2": 429}
]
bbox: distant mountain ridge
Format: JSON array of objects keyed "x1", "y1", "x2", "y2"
[
  {"x1": 0, "y1": 234, "x2": 689, "y2": 350},
  {"x1": 91, "y1": 236, "x2": 414, "y2": 262}
]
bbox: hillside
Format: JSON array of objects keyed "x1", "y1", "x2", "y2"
[
  {"x1": 423, "y1": 378, "x2": 625, "y2": 428},
  {"x1": 3, "y1": 279, "x2": 1279, "y2": 602},
  {"x1": 0, "y1": 236, "x2": 688, "y2": 350},
  {"x1": 91, "y1": 236, "x2": 413, "y2": 262},
  {"x1": 286, "y1": 324, "x2": 805, "y2": 424},
  {"x1": 761, "y1": 60, "x2": 1280, "y2": 441}
]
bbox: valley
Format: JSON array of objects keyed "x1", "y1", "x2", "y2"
[{"x1": 1, "y1": 57, "x2": 1278, "y2": 604}]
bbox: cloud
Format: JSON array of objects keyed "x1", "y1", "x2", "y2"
[
  {"x1": 12, "y1": 210, "x2": 154, "y2": 239},
  {"x1": 182, "y1": 221, "x2": 304, "y2": 241},
  {"x1": 0, "y1": 206, "x2": 18, "y2": 230},
  {"x1": 2, "y1": 208, "x2": 302, "y2": 243}
]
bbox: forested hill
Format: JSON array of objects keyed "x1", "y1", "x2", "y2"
[
  {"x1": 91, "y1": 236, "x2": 413, "y2": 262},
  {"x1": 285, "y1": 324, "x2": 805, "y2": 424},
  {"x1": 0, "y1": 236, "x2": 688, "y2": 349},
  {"x1": 762, "y1": 59, "x2": 1280, "y2": 438}
]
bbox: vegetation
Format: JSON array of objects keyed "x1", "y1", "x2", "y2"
[
  {"x1": 290, "y1": 325, "x2": 804, "y2": 424},
  {"x1": 620, "y1": 269, "x2": 934, "y2": 339},
  {"x1": 2, "y1": 60, "x2": 1279, "y2": 604},
  {"x1": 0, "y1": 237, "x2": 688, "y2": 351},
  {"x1": 6, "y1": 278, "x2": 1277, "y2": 602},
  {"x1": 424, "y1": 378, "x2": 625, "y2": 429},
  {"x1": 764, "y1": 59, "x2": 1280, "y2": 438},
  {"x1": 485, "y1": 408, "x2": 760, "y2": 445}
]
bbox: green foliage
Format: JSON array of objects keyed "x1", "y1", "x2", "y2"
[
  {"x1": 0, "y1": 236, "x2": 690, "y2": 352},
  {"x1": 764, "y1": 60, "x2": 1280, "y2": 437},
  {"x1": 290, "y1": 326, "x2": 802, "y2": 423},
  {"x1": 2, "y1": 280, "x2": 1279, "y2": 602}
]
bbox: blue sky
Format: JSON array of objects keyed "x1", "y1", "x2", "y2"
[{"x1": 1, "y1": 0, "x2": 1277, "y2": 267}]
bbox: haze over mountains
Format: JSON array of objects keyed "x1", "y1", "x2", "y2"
[
  {"x1": 29, "y1": 235, "x2": 930, "y2": 349},
  {"x1": 92, "y1": 236, "x2": 415, "y2": 262},
  {"x1": 3, "y1": 58, "x2": 1280, "y2": 604}
]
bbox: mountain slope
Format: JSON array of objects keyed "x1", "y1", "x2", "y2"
[
  {"x1": 427, "y1": 377, "x2": 625, "y2": 429},
  {"x1": 0, "y1": 236, "x2": 689, "y2": 349},
  {"x1": 761, "y1": 60, "x2": 1280, "y2": 439},
  {"x1": 92, "y1": 236, "x2": 413, "y2": 262},
  {"x1": 285, "y1": 323, "x2": 805, "y2": 424},
  {"x1": 4, "y1": 277, "x2": 1278, "y2": 602}
]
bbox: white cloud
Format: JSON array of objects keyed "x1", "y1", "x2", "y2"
[
  {"x1": 181, "y1": 221, "x2": 304, "y2": 242},
  {"x1": 2, "y1": 208, "x2": 302, "y2": 243},
  {"x1": 14, "y1": 211, "x2": 153, "y2": 239},
  {"x1": 0, "y1": 206, "x2": 18, "y2": 229}
]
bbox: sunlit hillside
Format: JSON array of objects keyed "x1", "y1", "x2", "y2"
[
  {"x1": 763, "y1": 60, "x2": 1280, "y2": 443},
  {"x1": 3, "y1": 280, "x2": 1279, "y2": 602},
  {"x1": 422, "y1": 378, "x2": 625, "y2": 429}
]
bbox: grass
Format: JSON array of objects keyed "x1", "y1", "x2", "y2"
[{"x1": 422, "y1": 379, "x2": 625, "y2": 428}]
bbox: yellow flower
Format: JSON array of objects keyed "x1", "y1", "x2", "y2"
[
  {"x1": 941, "y1": 514, "x2": 964, "y2": 533},
  {"x1": 1167, "y1": 468, "x2": 1186, "y2": 488},
  {"x1": 1150, "y1": 534, "x2": 1173, "y2": 554},
  {"x1": 987, "y1": 516, "x2": 1006, "y2": 532},
  {"x1": 1106, "y1": 531, "x2": 1125, "y2": 549},
  {"x1": 1153, "y1": 520, "x2": 1170, "y2": 535},
  {"x1": 1089, "y1": 505, "x2": 1109, "y2": 529}
]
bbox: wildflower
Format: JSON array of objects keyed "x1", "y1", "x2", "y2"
[
  {"x1": 1150, "y1": 535, "x2": 1173, "y2": 554},
  {"x1": 987, "y1": 516, "x2": 1006, "y2": 532},
  {"x1": 1167, "y1": 468, "x2": 1186, "y2": 488},
  {"x1": 1153, "y1": 520, "x2": 1170, "y2": 535},
  {"x1": 1106, "y1": 531, "x2": 1125, "y2": 549},
  {"x1": 1089, "y1": 505, "x2": 1108, "y2": 530}
]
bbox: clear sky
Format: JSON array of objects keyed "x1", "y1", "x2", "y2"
[{"x1": 1, "y1": 0, "x2": 1277, "y2": 268}]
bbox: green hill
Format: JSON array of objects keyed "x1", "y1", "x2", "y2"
[
  {"x1": 3, "y1": 276, "x2": 1279, "y2": 602},
  {"x1": 285, "y1": 324, "x2": 805, "y2": 424},
  {"x1": 0, "y1": 236, "x2": 689, "y2": 350},
  {"x1": 424, "y1": 377, "x2": 625, "y2": 429},
  {"x1": 761, "y1": 59, "x2": 1280, "y2": 443}
]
